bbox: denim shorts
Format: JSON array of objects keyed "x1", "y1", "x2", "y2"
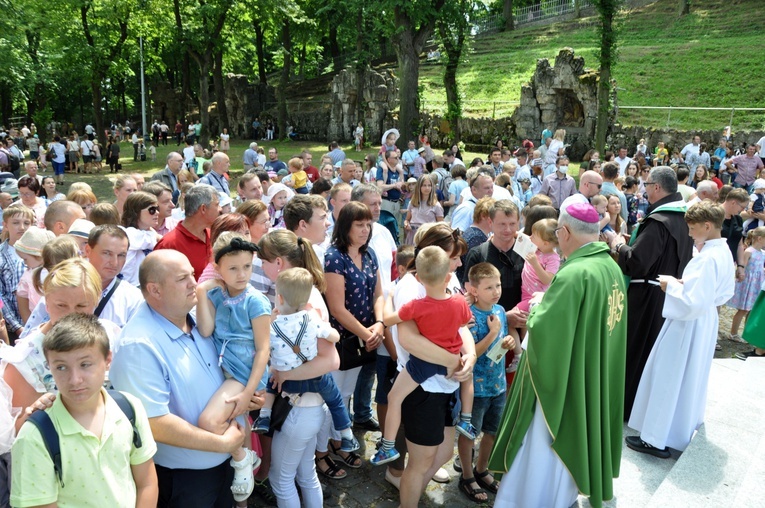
[{"x1": 471, "y1": 392, "x2": 506, "y2": 436}]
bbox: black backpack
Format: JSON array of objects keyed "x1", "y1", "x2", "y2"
[{"x1": 25, "y1": 390, "x2": 143, "y2": 487}]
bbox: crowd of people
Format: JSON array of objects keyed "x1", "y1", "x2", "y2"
[{"x1": 0, "y1": 122, "x2": 764, "y2": 508}]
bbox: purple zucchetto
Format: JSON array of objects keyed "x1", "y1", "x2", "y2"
[{"x1": 566, "y1": 203, "x2": 600, "y2": 224}]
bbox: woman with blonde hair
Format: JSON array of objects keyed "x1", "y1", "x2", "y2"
[
  {"x1": 66, "y1": 188, "x2": 98, "y2": 219},
  {"x1": 113, "y1": 174, "x2": 137, "y2": 218},
  {"x1": 0, "y1": 258, "x2": 116, "y2": 432},
  {"x1": 404, "y1": 174, "x2": 444, "y2": 245}
]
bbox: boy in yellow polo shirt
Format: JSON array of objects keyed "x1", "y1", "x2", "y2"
[{"x1": 10, "y1": 313, "x2": 158, "y2": 508}]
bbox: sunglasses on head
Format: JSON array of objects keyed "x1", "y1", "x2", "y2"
[{"x1": 147, "y1": 206, "x2": 160, "y2": 215}]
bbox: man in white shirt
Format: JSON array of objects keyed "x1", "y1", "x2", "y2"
[
  {"x1": 452, "y1": 172, "x2": 494, "y2": 232},
  {"x1": 85, "y1": 225, "x2": 144, "y2": 329},
  {"x1": 443, "y1": 149, "x2": 464, "y2": 169},
  {"x1": 680, "y1": 135, "x2": 701, "y2": 164},
  {"x1": 614, "y1": 147, "x2": 632, "y2": 177},
  {"x1": 401, "y1": 140, "x2": 419, "y2": 177},
  {"x1": 80, "y1": 134, "x2": 95, "y2": 173},
  {"x1": 131, "y1": 131, "x2": 140, "y2": 161}
]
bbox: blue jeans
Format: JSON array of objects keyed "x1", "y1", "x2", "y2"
[
  {"x1": 269, "y1": 373, "x2": 351, "y2": 431},
  {"x1": 352, "y1": 361, "x2": 376, "y2": 423}
]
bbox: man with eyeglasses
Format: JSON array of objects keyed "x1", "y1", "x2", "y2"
[
  {"x1": 609, "y1": 166, "x2": 693, "y2": 419},
  {"x1": 559, "y1": 170, "x2": 603, "y2": 214}
]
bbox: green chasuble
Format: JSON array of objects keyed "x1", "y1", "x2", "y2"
[{"x1": 488, "y1": 242, "x2": 627, "y2": 508}]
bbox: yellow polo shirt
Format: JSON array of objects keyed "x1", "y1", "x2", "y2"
[{"x1": 10, "y1": 389, "x2": 156, "y2": 508}]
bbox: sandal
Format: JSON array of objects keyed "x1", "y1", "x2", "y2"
[
  {"x1": 329, "y1": 442, "x2": 362, "y2": 468},
  {"x1": 316, "y1": 454, "x2": 348, "y2": 479},
  {"x1": 473, "y1": 468, "x2": 499, "y2": 494},
  {"x1": 230, "y1": 449, "x2": 258, "y2": 502},
  {"x1": 458, "y1": 476, "x2": 488, "y2": 504}
]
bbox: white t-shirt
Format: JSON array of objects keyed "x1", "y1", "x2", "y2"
[
  {"x1": 681, "y1": 143, "x2": 700, "y2": 161},
  {"x1": 391, "y1": 272, "x2": 462, "y2": 394},
  {"x1": 757, "y1": 136, "x2": 765, "y2": 158},
  {"x1": 615, "y1": 156, "x2": 632, "y2": 176},
  {"x1": 270, "y1": 310, "x2": 333, "y2": 371},
  {"x1": 182, "y1": 145, "x2": 195, "y2": 164},
  {"x1": 368, "y1": 222, "x2": 397, "y2": 357}
]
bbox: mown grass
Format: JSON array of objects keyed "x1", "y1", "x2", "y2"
[
  {"x1": 62, "y1": 139, "x2": 499, "y2": 202},
  {"x1": 419, "y1": 0, "x2": 765, "y2": 130}
]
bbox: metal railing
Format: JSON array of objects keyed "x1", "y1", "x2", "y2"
[
  {"x1": 472, "y1": 0, "x2": 593, "y2": 34},
  {"x1": 617, "y1": 106, "x2": 765, "y2": 132},
  {"x1": 420, "y1": 99, "x2": 520, "y2": 119}
]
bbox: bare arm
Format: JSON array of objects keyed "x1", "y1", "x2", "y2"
[
  {"x1": 397, "y1": 320, "x2": 459, "y2": 371},
  {"x1": 17, "y1": 296, "x2": 31, "y2": 323},
  {"x1": 474, "y1": 314, "x2": 501, "y2": 357},
  {"x1": 194, "y1": 280, "x2": 221, "y2": 337},
  {"x1": 383, "y1": 295, "x2": 404, "y2": 327},
  {"x1": 132, "y1": 459, "x2": 159, "y2": 508},
  {"x1": 148, "y1": 413, "x2": 244, "y2": 455},
  {"x1": 4, "y1": 364, "x2": 44, "y2": 432}
]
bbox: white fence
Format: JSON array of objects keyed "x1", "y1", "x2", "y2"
[
  {"x1": 472, "y1": 0, "x2": 594, "y2": 34},
  {"x1": 616, "y1": 106, "x2": 765, "y2": 132}
]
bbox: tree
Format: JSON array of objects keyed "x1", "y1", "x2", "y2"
[
  {"x1": 436, "y1": 0, "x2": 474, "y2": 143},
  {"x1": 503, "y1": 0, "x2": 514, "y2": 31},
  {"x1": 277, "y1": 18, "x2": 291, "y2": 140},
  {"x1": 173, "y1": 0, "x2": 231, "y2": 146},
  {"x1": 678, "y1": 0, "x2": 690, "y2": 16},
  {"x1": 80, "y1": 0, "x2": 131, "y2": 145},
  {"x1": 382, "y1": 0, "x2": 446, "y2": 149},
  {"x1": 592, "y1": 0, "x2": 621, "y2": 153}
]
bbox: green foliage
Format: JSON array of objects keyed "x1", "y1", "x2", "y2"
[{"x1": 419, "y1": 0, "x2": 765, "y2": 130}]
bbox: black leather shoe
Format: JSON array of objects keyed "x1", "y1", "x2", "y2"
[
  {"x1": 353, "y1": 417, "x2": 380, "y2": 431},
  {"x1": 625, "y1": 435, "x2": 671, "y2": 458}
]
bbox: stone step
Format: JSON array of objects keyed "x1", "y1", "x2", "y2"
[
  {"x1": 576, "y1": 358, "x2": 749, "y2": 507},
  {"x1": 647, "y1": 358, "x2": 765, "y2": 507}
]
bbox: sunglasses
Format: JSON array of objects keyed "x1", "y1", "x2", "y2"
[{"x1": 146, "y1": 206, "x2": 160, "y2": 215}]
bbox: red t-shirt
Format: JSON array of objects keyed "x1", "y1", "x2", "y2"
[
  {"x1": 154, "y1": 222, "x2": 211, "y2": 280},
  {"x1": 305, "y1": 165, "x2": 320, "y2": 183},
  {"x1": 398, "y1": 294, "x2": 471, "y2": 353}
]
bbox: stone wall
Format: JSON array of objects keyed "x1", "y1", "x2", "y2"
[
  {"x1": 609, "y1": 125, "x2": 765, "y2": 154},
  {"x1": 328, "y1": 67, "x2": 398, "y2": 144}
]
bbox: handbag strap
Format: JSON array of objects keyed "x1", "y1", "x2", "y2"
[
  {"x1": 272, "y1": 313, "x2": 309, "y2": 363},
  {"x1": 94, "y1": 278, "x2": 121, "y2": 317}
]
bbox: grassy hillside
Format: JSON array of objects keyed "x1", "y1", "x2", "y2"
[{"x1": 419, "y1": 0, "x2": 765, "y2": 131}]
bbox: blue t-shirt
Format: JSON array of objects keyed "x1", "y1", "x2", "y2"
[
  {"x1": 448, "y1": 179, "x2": 469, "y2": 201},
  {"x1": 376, "y1": 165, "x2": 402, "y2": 201},
  {"x1": 324, "y1": 246, "x2": 379, "y2": 334},
  {"x1": 207, "y1": 285, "x2": 272, "y2": 388},
  {"x1": 469, "y1": 304, "x2": 508, "y2": 398},
  {"x1": 264, "y1": 159, "x2": 287, "y2": 174}
]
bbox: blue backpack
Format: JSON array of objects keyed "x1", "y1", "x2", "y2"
[{"x1": 25, "y1": 390, "x2": 142, "y2": 487}]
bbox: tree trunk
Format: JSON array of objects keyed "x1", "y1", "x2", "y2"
[
  {"x1": 90, "y1": 79, "x2": 105, "y2": 146},
  {"x1": 195, "y1": 56, "x2": 212, "y2": 146},
  {"x1": 298, "y1": 41, "x2": 306, "y2": 80},
  {"x1": 574, "y1": 0, "x2": 581, "y2": 18},
  {"x1": 594, "y1": 1, "x2": 617, "y2": 153},
  {"x1": 678, "y1": 0, "x2": 690, "y2": 16},
  {"x1": 254, "y1": 21, "x2": 267, "y2": 85},
  {"x1": 503, "y1": 0, "x2": 514, "y2": 31},
  {"x1": 355, "y1": 8, "x2": 366, "y2": 129},
  {"x1": 0, "y1": 83, "x2": 11, "y2": 126},
  {"x1": 277, "y1": 19, "x2": 291, "y2": 140},
  {"x1": 328, "y1": 21, "x2": 340, "y2": 69},
  {"x1": 392, "y1": 7, "x2": 437, "y2": 150},
  {"x1": 213, "y1": 49, "x2": 229, "y2": 134}
]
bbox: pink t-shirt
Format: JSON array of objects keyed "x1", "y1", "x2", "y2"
[
  {"x1": 16, "y1": 268, "x2": 44, "y2": 313},
  {"x1": 397, "y1": 294, "x2": 471, "y2": 353},
  {"x1": 518, "y1": 250, "x2": 561, "y2": 312}
]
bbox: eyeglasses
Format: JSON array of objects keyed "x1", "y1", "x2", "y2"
[
  {"x1": 146, "y1": 206, "x2": 160, "y2": 215},
  {"x1": 586, "y1": 182, "x2": 602, "y2": 189},
  {"x1": 644, "y1": 181, "x2": 658, "y2": 187},
  {"x1": 254, "y1": 216, "x2": 271, "y2": 225},
  {"x1": 554, "y1": 226, "x2": 567, "y2": 238}
]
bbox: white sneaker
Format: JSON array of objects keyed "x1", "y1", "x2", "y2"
[{"x1": 431, "y1": 467, "x2": 450, "y2": 483}]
